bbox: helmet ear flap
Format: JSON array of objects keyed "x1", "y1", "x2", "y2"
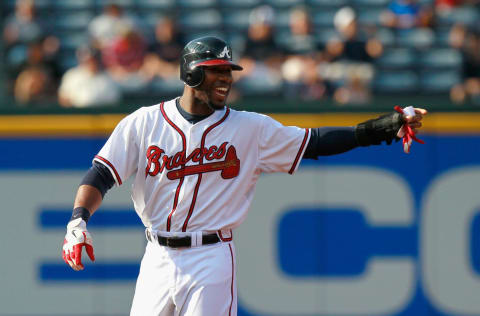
[{"x1": 185, "y1": 66, "x2": 204, "y2": 87}]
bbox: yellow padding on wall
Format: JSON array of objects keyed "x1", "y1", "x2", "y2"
[
  {"x1": 0, "y1": 114, "x2": 126, "y2": 136},
  {"x1": 0, "y1": 113, "x2": 478, "y2": 136}
]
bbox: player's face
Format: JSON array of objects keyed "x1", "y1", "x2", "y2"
[{"x1": 199, "y1": 65, "x2": 233, "y2": 109}]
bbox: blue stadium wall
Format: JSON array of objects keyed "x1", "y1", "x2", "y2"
[{"x1": 0, "y1": 112, "x2": 479, "y2": 316}]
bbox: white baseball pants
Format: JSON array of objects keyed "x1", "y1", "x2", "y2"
[{"x1": 130, "y1": 239, "x2": 237, "y2": 316}]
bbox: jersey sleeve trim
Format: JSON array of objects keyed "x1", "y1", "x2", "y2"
[
  {"x1": 288, "y1": 128, "x2": 310, "y2": 174},
  {"x1": 93, "y1": 155, "x2": 123, "y2": 186}
]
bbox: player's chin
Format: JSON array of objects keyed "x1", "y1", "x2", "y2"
[{"x1": 210, "y1": 93, "x2": 229, "y2": 108}]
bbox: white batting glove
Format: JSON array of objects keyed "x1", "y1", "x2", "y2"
[{"x1": 62, "y1": 218, "x2": 95, "y2": 271}]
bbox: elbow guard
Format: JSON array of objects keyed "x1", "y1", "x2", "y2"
[
  {"x1": 80, "y1": 162, "x2": 115, "y2": 198},
  {"x1": 355, "y1": 112, "x2": 404, "y2": 146}
]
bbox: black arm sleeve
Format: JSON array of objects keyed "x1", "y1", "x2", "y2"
[
  {"x1": 303, "y1": 127, "x2": 359, "y2": 159},
  {"x1": 80, "y1": 161, "x2": 116, "y2": 198}
]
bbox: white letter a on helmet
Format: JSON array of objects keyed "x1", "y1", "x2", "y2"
[{"x1": 218, "y1": 46, "x2": 231, "y2": 58}]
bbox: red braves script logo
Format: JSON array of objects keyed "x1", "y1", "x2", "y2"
[{"x1": 145, "y1": 142, "x2": 240, "y2": 180}]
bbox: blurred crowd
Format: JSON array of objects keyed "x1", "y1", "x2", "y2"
[{"x1": 2, "y1": 0, "x2": 480, "y2": 108}]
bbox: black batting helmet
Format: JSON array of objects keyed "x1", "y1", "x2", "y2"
[{"x1": 180, "y1": 36, "x2": 243, "y2": 87}]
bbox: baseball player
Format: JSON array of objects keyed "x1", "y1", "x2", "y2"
[{"x1": 62, "y1": 36, "x2": 427, "y2": 316}]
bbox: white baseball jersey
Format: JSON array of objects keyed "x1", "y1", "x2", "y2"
[{"x1": 94, "y1": 98, "x2": 310, "y2": 233}]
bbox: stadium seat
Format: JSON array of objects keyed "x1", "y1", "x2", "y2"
[
  {"x1": 357, "y1": 7, "x2": 384, "y2": 26},
  {"x1": 53, "y1": 0, "x2": 94, "y2": 11},
  {"x1": 420, "y1": 70, "x2": 461, "y2": 93},
  {"x1": 312, "y1": 9, "x2": 338, "y2": 28},
  {"x1": 179, "y1": 10, "x2": 223, "y2": 30},
  {"x1": 375, "y1": 48, "x2": 417, "y2": 69},
  {"x1": 264, "y1": 0, "x2": 305, "y2": 8},
  {"x1": 396, "y1": 28, "x2": 435, "y2": 49},
  {"x1": 315, "y1": 28, "x2": 338, "y2": 46},
  {"x1": 57, "y1": 32, "x2": 90, "y2": 50},
  {"x1": 375, "y1": 27, "x2": 395, "y2": 47},
  {"x1": 58, "y1": 49, "x2": 79, "y2": 72},
  {"x1": 53, "y1": 12, "x2": 94, "y2": 31},
  {"x1": 436, "y1": 7, "x2": 480, "y2": 27},
  {"x1": 222, "y1": 10, "x2": 252, "y2": 31},
  {"x1": 4, "y1": 0, "x2": 52, "y2": 9},
  {"x1": 149, "y1": 78, "x2": 184, "y2": 98},
  {"x1": 140, "y1": 13, "x2": 163, "y2": 28},
  {"x1": 433, "y1": 27, "x2": 452, "y2": 47},
  {"x1": 373, "y1": 70, "x2": 419, "y2": 93},
  {"x1": 273, "y1": 9, "x2": 293, "y2": 29},
  {"x1": 306, "y1": 0, "x2": 349, "y2": 8},
  {"x1": 177, "y1": 0, "x2": 217, "y2": 9},
  {"x1": 236, "y1": 71, "x2": 283, "y2": 97},
  {"x1": 5, "y1": 45, "x2": 28, "y2": 69},
  {"x1": 419, "y1": 48, "x2": 462, "y2": 69},
  {"x1": 95, "y1": 0, "x2": 136, "y2": 9},
  {"x1": 350, "y1": 0, "x2": 389, "y2": 7},
  {"x1": 4, "y1": 0, "x2": 17, "y2": 9},
  {"x1": 218, "y1": 0, "x2": 261, "y2": 8},
  {"x1": 418, "y1": 0, "x2": 434, "y2": 4},
  {"x1": 136, "y1": 0, "x2": 174, "y2": 10}
]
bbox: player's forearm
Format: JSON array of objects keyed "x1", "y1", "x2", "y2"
[
  {"x1": 303, "y1": 111, "x2": 407, "y2": 159},
  {"x1": 73, "y1": 184, "x2": 103, "y2": 217},
  {"x1": 303, "y1": 127, "x2": 358, "y2": 158}
]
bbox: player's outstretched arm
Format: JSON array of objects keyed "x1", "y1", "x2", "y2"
[{"x1": 303, "y1": 107, "x2": 428, "y2": 159}]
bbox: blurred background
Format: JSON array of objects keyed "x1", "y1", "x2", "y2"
[
  {"x1": 1, "y1": 0, "x2": 480, "y2": 110},
  {"x1": 0, "y1": 0, "x2": 480, "y2": 316}
]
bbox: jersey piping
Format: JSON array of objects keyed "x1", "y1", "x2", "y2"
[
  {"x1": 93, "y1": 155, "x2": 123, "y2": 185},
  {"x1": 182, "y1": 108, "x2": 231, "y2": 232},
  {"x1": 160, "y1": 102, "x2": 187, "y2": 232},
  {"x1": 288, "y1": 128, "x2": 310, "y2": 174},
  {"x1": 228, "y1": 243, "x2": 235, "y2": 316}
]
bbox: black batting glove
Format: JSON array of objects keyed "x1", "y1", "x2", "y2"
[{"x1": 355, "y1": 112, "x2": 405, "y2": 146}]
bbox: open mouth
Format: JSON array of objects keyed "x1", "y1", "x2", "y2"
[{"x1": 215, "y1": 87, "x2": 229, "y2": 97}]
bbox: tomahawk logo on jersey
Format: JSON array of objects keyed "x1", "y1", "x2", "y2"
[{"x1": 93, "y1": 98, "x2": 309, "y2": 233}]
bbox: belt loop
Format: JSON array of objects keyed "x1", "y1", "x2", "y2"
[
  {"x1": 145, "y1": 228, "x2": 158, "y2": 243},
  {"x1": 192, "y1": 231, "x2": 202, "y2": 247},
  {"x1": 145, "y1": 228, "x2": 151, "y2": 242},
  {"x1": 217, "y1": 229, "x2": 233, "y2": 242}
]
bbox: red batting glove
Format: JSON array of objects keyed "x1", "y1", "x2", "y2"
[
  {"x1": 62, "y1": 218, "x2": 95, "y2": 271},
  {"x1": 394, "y1": 106, "x2": 425, "y2": 153}
]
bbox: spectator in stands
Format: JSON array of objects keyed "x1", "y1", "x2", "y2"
[
  {"x1": 281, "y1": 55, "x2": 329, "y2": 101},
  {"x1": 236, "y1": 5, "x2": 284, "y2": 95},
  {"x1": 381, "y1": 0, "x2": 433, "y2": 29},
  {"x1": 333, "y1": 75, "x2": 372, "y2": 105},
  {"x1": 14, "y1": 65, "x2": 56, "y2": 106},
  {"x1": 241, "y1": 5, "x2": 284, "y2": 65},
  {"x1": 434, "y1": 0, "x2": 464, "y2": 14},
  {"x1": 3, "y1": 0, "x2": 44, "y2": 50},
  {"x1": 7, "y1": 38, "x2": 60, "y2": 101},
  {"x1": 449, "y1": 23, "x2": 480, "y2": 104},
  {"x1": 282, "y1": 6, "x2": 319, "y2": 56},
  {"x1": 327, "y1": 7, "x2": 383, "y2": 63},
  {"x1": 323, "y1": 7, "x2": 381, "y2": 105},
  {"x1": 141, "y1": 15, "x2": 185, "y2": 82},
  {"x1": 279, "y1": 7, "x2": 328, "y2": 100},
  {"x1": 101, "y1": 24, "x2": 149, "y2": 94},
  {"x1": 88, "y1": 3, "x2": 138, "y2": 50},
  {"x1": 58, "y1": 47, "x2": 121, "y2": 108},
  {"x1": 3, "y1": 0, "x2": 60, "y2": 93}
]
